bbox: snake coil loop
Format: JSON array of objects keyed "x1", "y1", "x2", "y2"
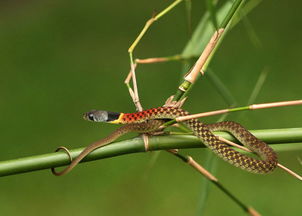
[{"x1": 51, "y1": 146, "x2": 73, "y2": 176}]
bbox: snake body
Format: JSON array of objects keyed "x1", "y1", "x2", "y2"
[{"x1": 53, "y1": 107, "x2": 278, "y2": 176}]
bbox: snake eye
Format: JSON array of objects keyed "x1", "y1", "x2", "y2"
[
  {"x1": 88, "y1": 113, "x2": 94, "y2": 121},
  {"x1": 83, "y1": 111, "x2": 96, "y2": 121}
]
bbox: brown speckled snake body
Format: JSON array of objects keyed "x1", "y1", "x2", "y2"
[{"x1": 52, "y1": 107, "x2": 278, "y2": 176}]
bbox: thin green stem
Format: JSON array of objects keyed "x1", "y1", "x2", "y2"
[
  {"x1": 128, "y1": 0, "x2": 183, "y2": 54},
  {"x1": 155, "y1": 0, "x2": 183, "y2": 20},
  {"x1": 185, "y1": 0, "x2": 192, "y2": 36},
  {"x1": 175, "y1": 100, "x2": 302, "y2": 124},
  {"x1": 247, "y1": 67, "x2": 269, "y2": 104},
  {"x1": 169, "y1": 151, "x2": 250, "y2": 214},
  {"x1": 220, "y1": 0, "x2": 244, "y2": 28},
  {"x1": 126, "y1": 0, "x2": 184, "y2": 110},
  {"x1": 206, "y1": 68, "x2": 237, "y2": 107},
  {"x1": 229, "y1": 106, "x2": 250, "y2": 112},
  {"x1": 212, "y1": 181, "x2": 249, "y2": 212}
]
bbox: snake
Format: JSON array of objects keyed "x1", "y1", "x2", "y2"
[{"x1": 52, "y1": 106, "x2": 278, "y2": 176}]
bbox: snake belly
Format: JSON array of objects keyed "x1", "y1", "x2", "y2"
[{"x1": 118, "y1": 107, "x2": 278, "y2": 174}]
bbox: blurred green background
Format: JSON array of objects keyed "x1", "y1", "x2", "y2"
[{"x1": 0, "y1": 0, "x2": 301, "y2": 215}]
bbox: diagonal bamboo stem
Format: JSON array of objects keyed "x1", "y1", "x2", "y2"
[
  {"x1": 128, "y1": 0, "x2": 183, "y2": 54},
  {"x1": 167, "y1": 150, "x2": 260, "y2": 216},
  {"x1": 173, "y1": 0, "x2": 246, "y2": 101}
]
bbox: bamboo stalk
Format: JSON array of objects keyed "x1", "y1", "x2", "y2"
[
  {"x1": 168, "y1": 150, "x2": 260, "y2": 216},
  {"x1": 0, "y1": 128, "x2": 301, "y2": 177},
  {"x1": 174, "y1": 0, "x2": 246, "y2": 101}
]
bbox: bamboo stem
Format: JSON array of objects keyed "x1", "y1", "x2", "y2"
[
  {"x1": 184, "y1": 29, "x2": 224, "y2": 83},
  {"x1": 168, "y1": 151, "x2": 260, "y2": 215},
  {"x1": 0, "y1": 128, "x2": 301, "y2": 177},
  {"x1": 173, "y1": 0, "x2": 245, "y2": 101}
]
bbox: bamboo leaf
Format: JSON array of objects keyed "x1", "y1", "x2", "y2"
[
  {"x1": 206, "y1": 0, "x2": 218, "y2": 30},
  {"x1": 182, "y1": 1, "x2": 232, "y2": 57}
]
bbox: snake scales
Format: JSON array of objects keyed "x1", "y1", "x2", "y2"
[{"x1": 52, "y1": 107, "x2": 278, "y2": 176}]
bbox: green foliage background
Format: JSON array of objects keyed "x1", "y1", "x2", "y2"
[{"x1": 0, "y1": 0, "x2": 301, "y2": 215}]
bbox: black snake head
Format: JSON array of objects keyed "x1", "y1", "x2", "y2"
[{"x1": 83, "y1": 110, "x2": 121, "y2": 123}]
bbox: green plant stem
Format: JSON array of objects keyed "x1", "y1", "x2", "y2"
[
  {"x1": 0, "y1": 128, "x2": 301, "y2": 177},
  {"x1": 169, "y1": 151, "x2": 250, "y2": 214},
  {"x1": 174, "y1": 0, "x2": 245, "y2": 101},
  {"x1": 206, "y1": 69, "x2": 237, "y2": 107},
  {"x1": 128, "y1": 0, "x2": 183, "y2": 54}
]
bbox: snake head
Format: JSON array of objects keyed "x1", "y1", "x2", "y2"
[{"x1": 83, "y1": 110, "x2": 109, "y2": 122}]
